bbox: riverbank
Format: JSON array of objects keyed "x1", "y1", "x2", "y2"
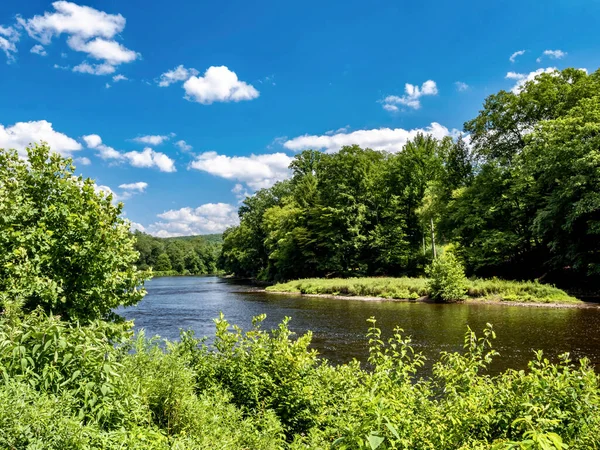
[{"x1": 265, "y1": 277, "x2": 583, "y2": 306}]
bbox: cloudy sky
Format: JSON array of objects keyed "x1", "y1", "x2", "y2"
[{"x1": 0, "y1": 0, "x2": 598, "y2": 236}]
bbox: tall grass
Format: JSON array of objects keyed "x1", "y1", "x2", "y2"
[{"x1": 266, "y1": 277, "x2": 579, "y2": 304}]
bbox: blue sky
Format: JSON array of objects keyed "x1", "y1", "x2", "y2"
[{"x1": 1, "y1": 0, "x2": 599, "y2": 236}]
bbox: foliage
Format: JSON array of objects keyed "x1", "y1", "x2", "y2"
[
  {"x1": 0, "y1": 144, "x2": 148, "y2": 322},
  {"x1": 1, "y1": 312, "x2": 599, "y2": 449},
  {"x1": 133, "y1": 231, "x2": 221, "y2": 276},
  {"x1": 426, "y1": 253, "x2": 468, "y2": 302},
  {"x1": 221, "y1": 139, "x2": 458, "y2": 281},
  {"x1": 267, "y1": 276, "x2": 579, "y2": 303},
  {"x1": 220, "y1": 68, "x2": 600, "y2": 291}
]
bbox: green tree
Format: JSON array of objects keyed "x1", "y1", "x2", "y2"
[
  {"x1": 0, "y1": 144, "x2": 148, "y2": 322},
  {"x1": 426, "y1": 253, "x2": 468, "y2": 302},
  {"x1": 154, "y1": 253, "x2": 172, "y2": 272},
  {"x1": 521, "y1": 96, "x2": 600, "y2": 276},
  {"x1": 465, "y1": 68, "x2": 599, "y2": 163}
]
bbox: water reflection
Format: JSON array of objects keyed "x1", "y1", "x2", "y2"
[{"x1": 119, "y1": 276, "x2": 600, "y2": 374}]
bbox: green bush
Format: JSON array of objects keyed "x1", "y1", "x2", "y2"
[
  {"x1": 425, "y1": 253, "x2": 469, "y2": 302},
  {"x1": 0, "y1": 145, "x2": 149, "y2": 322},
  {"x1": 1, "y1": 311, "x2": 599, "y2": 449}
]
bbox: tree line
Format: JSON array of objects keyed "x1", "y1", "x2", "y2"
[
  {"x1": 220, "y1": 68, "x2": 600, "y2": 288},
  {"x1": 133, "y1": 232, "x2": 222, "y2": 275}
]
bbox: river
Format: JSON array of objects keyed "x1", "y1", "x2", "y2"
[{"x1": 119, "y1": 276, "x2": 600, "y2": 374}]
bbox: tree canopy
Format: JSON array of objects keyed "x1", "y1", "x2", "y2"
[
  {"x1": 0, "y1": 144, "x2": 148, "y2": 321},
  {"x1": 220, "y1": 68, "x2": 600, "y2": 287}
]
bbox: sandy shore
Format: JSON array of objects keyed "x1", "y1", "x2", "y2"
[{"x1": 260, "y1": 290, "x2": 598, "y2": 309}]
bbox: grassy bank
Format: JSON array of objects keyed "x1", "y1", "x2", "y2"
[{"x1": 266, "y1": 277, "x2": 580, "y2": 304}]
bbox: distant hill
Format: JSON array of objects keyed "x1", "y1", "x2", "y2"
[{"x1": 132, "y1": 231, "x2": 223, "y2": 274}]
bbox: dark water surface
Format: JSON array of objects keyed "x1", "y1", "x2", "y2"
[{"x1": 120, "y1": 276, "x2": 600, "y2": 374}]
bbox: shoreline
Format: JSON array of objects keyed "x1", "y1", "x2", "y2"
[{"x1": 261, "y1": 289, "x2": 598, "y2": 309}]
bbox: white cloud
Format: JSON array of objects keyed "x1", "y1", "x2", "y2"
[
  {"x1": 284, "y1": 122, "x2": 454, "y2": 154},
  {"x1": 119, "y1": 181, "x2": 148, "y2": 192},
  {"x1": 30, "y1": 44, "x2": 47, "y2": 56},
  {"x1": 147, "y1": 203, "x2": 239, "y2": 237},
  {"x1": 381, "y1": 80, "x2": 438, "y2": 111},
  {"x1": 19, "y1": 1, "x2": 139, "y2": 74},
  {"x1": 505, "y1": 67, "x2": 558, "y2": 93},
  {"x1": 67, "y1": 36, "x2": 138, "y2": 64},
  {"x1": 129, "y1": 221, "x2": 146, "y2": 232},
  {"x1": 382, "y1": 104, "x2": 399, "y2": 112},
  {"x1": 0, "y1": 120, "x2": 82, "y2": 158},
  {"x1": 157, "y1": 65, "x2": 199, "y2": 87},
  {"x1": 82, "y1": 134, "x2": 176, "y2": 172},
  {"x1": 509, "y1": 50, "x2": 526, "y2": 63},
  {"x1": 123, "y1": 148, "x2": 176, "y2": 172},
  {"x1": 325, "y1": 126, "x2": 350, "y2": 135},
  {"x1": 455, "y1": 81, "x2": 469, "y2": 92},
  {"x1": 73, "y1": 61, "x2": 116, "y2": 75},
  {"x1": 132, "y1": 135, "x2": 169, "y2": 145},
  {"x1": 232, "y1": 183, "x2": 250, "y2": 202},
  {"x1": 82, "y1": 134, "x2": 102, "y2": 148},
  {"x1": 190, "y1": 151, "x2": 292, "y2": 190},
  {"x1": 75, "y1": 156, "x2": 91, "y2": 165},
  {"x1": 0, "y1": 25, "x2": 19, "y2": 63},
  {"x1": 537, "y1": 49, "x2": 566, "y2": 63},
  {"x1": 112, "y1": 74, "x2": 127, "y2": 82},
  {"x1": 175, "y1": 140, "x2": 192, "y2": 152},
  {"x1": 183, "y1": 66, "x2": 259, "y2": 104},
  {"x1": 19, "y1": 1, "x2": 125, "y2": 43}
]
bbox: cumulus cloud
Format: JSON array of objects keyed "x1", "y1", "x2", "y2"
[
  {"x1": 124, "y1": 147, "x2": 176, "y2": 172},
  {"x1": 132, "y1": 135, "x2": 169, "y2": 145},
  {"x1": 30, "y1": 44, "x2": 47, "y2": 56},
  {"x1": 18, "y1": 1, "x2": 139, "y2": 74},
  {"x1": 284, "y1": 122, "x2": 454, "y2": 154},
  {"x1": 190, "y1": 151, "x2": 292, "y2": 190},
  {"x1": 537, "y1": 49, "x2": 566, "y2": 63},
  {"x1": 505, "y1": 67, "x2": 558, "y2": 93},
  {"x1": 183, "y1": 66, "x2": 259, "y2": 104},
  {"x1": 73, "y1": 61, "x2": 115, "y2": 75},
  {"x1": 0, "y1": 25, "x2": 19, "y2": 63},
  {"x1": 112, "y1": 74, "x2": 127, "y2": 82},
  {"x1": 0, "y1": 120, "x2": 82, "y2": 158},
  {"x1": 509, "y1": 50, "x2": 526, "y2": 63},
  {"x1": 157, "y1": 65, "x2": 199, "y2": 87},
  {"x1": 455, "y1": 81, "x2": 469, "y2": 92},
  {"x1": 119, "y1": 181, "x2": 148, "y2": 192},
  {"x1": 381, "y1": 80, "x2": 438, "y2": 111},
  {"x1": 129, "y1": 222, "x2": 146, "y2": 233},
  {"x1": 146, "y1": 203, "x2": 240, "y2": 237},
  {"x1": 75, "y1": 156, "x2": 91, "y2": 166},
  {"x1": 66, "y1": 35, "x2": 138, "y2": 64},
  {"x1": 82, "y1": 134, "x2": 176, "y2": 172},
  {"x1": 175, "y1": 140, "x2": 192, "y2": 152}
]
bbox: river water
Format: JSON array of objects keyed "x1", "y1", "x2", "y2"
[{"x1": 119, "y1": 276, "x2": 600, "y2": 374}]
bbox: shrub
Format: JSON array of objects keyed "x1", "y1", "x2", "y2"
[
  {"x1": 426, "y1": 253, "x2": 468, "y2": 302},
  {"x1": 0, "y1": 144, "x2": 149, "y2": 322}
]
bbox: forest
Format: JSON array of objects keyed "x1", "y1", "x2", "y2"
[
  {"x1": 133, "y1": 232, "x2": 222, "y2": 275},
  {"x1": 220, "y1": 68, "x2": 600, "y2": 292}
]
